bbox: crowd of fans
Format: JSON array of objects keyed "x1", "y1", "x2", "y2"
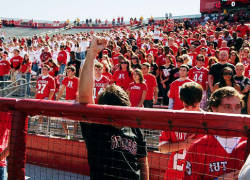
[
  {"x1": 0, "y1": 16, "x2": 249, "y2": 180},
  {"x1": 0, "y1": 18, "x2": 249, "y2": 113}
]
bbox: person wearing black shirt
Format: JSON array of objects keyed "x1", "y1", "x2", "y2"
[
  {"x1": 208, "y1": 50, "x2": 235, "y2": 92},
  {"x1": 79, "y1": 36, "x2": 149, "y2": 180}
]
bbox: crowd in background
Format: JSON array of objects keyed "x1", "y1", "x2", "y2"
[{"x1": 0, "y1": 17, "x2": 249, "y2": 113}]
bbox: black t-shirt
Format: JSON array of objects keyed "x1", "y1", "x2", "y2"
[
  {"x1": 80, "y1": 123, "x2": 147, "y2": 180},
  {"x1": 209, "y1": 63, "x2": 235, "y2": 85},
  {"x1": 234, "y1": 75, "x2": 250, "y2": 91},
  {"x1": 160, "y1": 64, "x2": 178, "y2": 87}
]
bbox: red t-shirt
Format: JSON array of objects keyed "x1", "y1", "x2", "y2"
[
  {"x1": 184, "y1": 135, "x2": 246, "y2": 180},
  {"x1": 168, "y1": 79, "x2": 193, "y2": 110},
  {"x1": 236, "y1": 24, "x2": 249, "y2": 38},
  {"x1": 35, "y1": 75, "x2": 55, "y2": 99},
  {"x1": 159, "y1": 131, "x2": 192, "y2": 180},
  {"x1": 113, "y1": 70, "x2": 133, "y2": 90},
  {"x1": 20, "y1": 61, "x2": 31, "y2": 73},
  {"x1": 189, "y1": 66, "x2": 208, "y2": 90},
  {"x1": 102, "y1": 72, "x2": 112, "y2": 80},
  {"x1": 155, "y1": 54, "x2": 166, "y2": 66},
  {"x1": 169, "y1": 45, "x2": 178, "y2": 56},
  {"x1": 245, "y1": 64, "x2": 250, "y2": 79},
  {"x1": 10, "y1": 56, "x2": 23, "y2": 69},
  {"x1": 62, "y1": 76, "x2": 79, "y2": 100},
  {"x1": 112, "y1": 52, "x2": 121, "y2": 66},
  {"x1": 94, "y1": 75, "x2": 110, "y2": 104},
  {"x1": 0, "y1": 111, "x2": 11, "y2": 167},
  {"x1": 143, "y1": 74, "x2": 157, "y2": 100},
  {"x1": 0, "y1": 60, "x2": 11, "y2": 76},
  {"x1": 57, "y1": 50, "x2": 67, "y2": 65},
  {"x1": 40, "y1": 52, "x2": 52, "y2": 63},
  {"x1": 148, "y1": 48, "x2": 158, "y2": 57},
  {"x1": 128, "y1": 82, "x2": 147, "y2": 107}
]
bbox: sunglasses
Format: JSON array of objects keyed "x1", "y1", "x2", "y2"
[
  {"x1": 120, "y1": 62, "x2": 127, "y2": 64},
  {"x1": 197, "y1": 59, "x2": 204, "y2": 62},
  {"x1": 223, "y1": 72, "x2": 232, "y2": 76}
]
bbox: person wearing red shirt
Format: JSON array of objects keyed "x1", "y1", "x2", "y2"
[
  {"x1": 47, "y1": 59, "x2": 59, "y2": 77},
  {"x1": 148, "y1": 41, "x2": 158, "y2": 57},
  {"x1": 127, "y1": 69, "x2": 147, "y2": 107},
  {"x1": 10, "y1": 49, "x2": 23, "y2": 82},
  {"x1": 168, "y1": 37, "x2": 178, "y2": 56},
  {"x1": 35, "y1": 65, "x2": 55, "y2": 133},
  {"x1": 40, "y1": 46, "x2": 52, "y2": 65},
  {"x1": 112, "y1": 59, "x2": 133, "y2": 90},
  {"x1": 219, "y1": 40, "x2": 230, "y2": 54},
  {"x1": 93, "y1": 62, "x2": 110, "y2": 104},
  {"x1": 236, "y1": 22, "x2": 249, "y2": 38},
  {"x1": 0, "y1": 111, "x2": 11, "y2": 180},
  {"x1": 189, "y1": 55, "x2": 209, "y2": 109},
  {"x1": 184, "y1": 87, "x2": 246, "y2": 180},
  {"x1": 168, "y1": 65, "x2": 193, "y2": 110},
  {"x1": 155, "y1": 46, "x2": 166, "y2": 67},
  {"x1": 0, "y1": 52, "x2": 10, "y2": 88},
  {"x1": 57, "y1": 45, "x2": 67, "y2": 75},
  {"x1": 195, "y1": 38, "x2": 210, "y2": 55},
  {"x1": 142, "y1": 63, "x2": 158, "y2": 108},
  {"x1": 111, "y1": 47, "x2": 121, "y2": 66},
  {"x1": 57, "y1": 66, "x2": 79, "y2": 139},
  {"x1": 159, "y1": 82, "x2": 204, "y2": 180},
  {"x1": 19, "y1": 54, "x2": 32, "y2": 96}
]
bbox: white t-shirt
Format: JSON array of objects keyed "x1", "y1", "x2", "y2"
[{"x1": 239, "y1": 154, "x2": 250, "y2": 180}]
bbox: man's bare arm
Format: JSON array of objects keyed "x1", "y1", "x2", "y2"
[{"x1": 78, "y1": 36, "x2": 107, "y2": 104}]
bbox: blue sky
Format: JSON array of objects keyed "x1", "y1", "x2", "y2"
[{"x1": 2, "y1": 0, "x2": 200, "y2": 21}]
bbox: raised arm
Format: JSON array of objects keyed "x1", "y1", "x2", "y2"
[{"x1": 78, "y1": 36, "x2": 107, "y2": 104}]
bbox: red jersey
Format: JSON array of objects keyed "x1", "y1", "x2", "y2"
[
  {"x1": 127, "y1": 82, "x2": 147, "y2": 107},
  {"x1": 20, "y1": 61, "x2": 31, "y2": 73},
  {"x1": 113, "y1": 70, "x2": 133, "y2": 90},
  {"x1": 184, "y1": 135, "x2": 246, "y2": 180},
  {"x1": 159, "y1": 131, "x2": 189, "y2": 180},
  {"x1": 94, "y1": 75, "x2": 110, "y2": 104},
  {"x1": 62, "y1": 76, "x2": 79, "y2": 100},
  {"x1": 35, "y1": 75, "x2": 55, "y2": 99},
  {"x1": 112, "y1": 52, "x2": 121, "y2": 66},
  {"x1": 244, "y1": 64, "x2": 250, "y2": 79},
  {"x1": 168, "y1": 79, "x2": 193, "y2": 110},
  {"x1": 10, "y1": 55, "x2": 23, "y2": 69},
  {"x1": 57, "y1": 50, "x2": 67, "y2": 65},
  {"x1": 188, "y1": 66, "x2": 208, "y2": 90},
  {"x1": 143, "y1": 74, "x2": 157, "y2": 100},
  {"x1": 102, "y1": 72, "x2": 112, "y2": 80},
  {"x1": 0, "y1": 60, "x2": 11, "y2": 76},
  {"x1": 0, "y1": 111, "x2": 11, "y2": 167}
]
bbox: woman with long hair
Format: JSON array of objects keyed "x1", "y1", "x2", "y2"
[
  {"x1": 112, "y1": 57, "x2": 133, "y2": 90},
  {"x1": 127, "y1": 69, "x2": 147, "y2": 107},
  {"x1": 19, "y1": 53, "x2": 32, "y2": 96},
  {"x1": 48, "y1": 59, "x2": 59, "y2": 77},
  {"x1": 131, "y1": 55, "x2": 142, "y2": 70},
  {"x1": 229, "y1": 51, "x2": 240, "y2": 65},
  {"x1": 146, "y1": 53, "x2": 158, "y2": 76},
  {"x1": 213, "y1": 67, "x2": 240, "y2": 92},
  {"x1": 160, "y1": 55, "x2": 178, "y2": 105}
]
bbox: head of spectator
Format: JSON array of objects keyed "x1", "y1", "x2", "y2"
[
  {"x1": 176, "y1": 56, "x2": 184, "y2": 68},
  {"x1": 221, "y1": 40, "x2": 228, "y2": 48},
  {"x1": 131, "y1": 55, "x2": 141, "y2": 70},
  {"x1": 180, "y1": 82, "x2": 203, "y2": 111},
  {"x1": 179, "y1": 64, "x2": 189, "y2": 79},
  {"x1": 42, "y1": 65, "x2": 50, "y2": 76},
  {"x1": 132, "y1": 68, "x2": 144, "y2": 84},
  {"x1": 138, "y1": 50, "x2": 146, "y2": 61},
  {"x1": 146, "y1": 53, "x2": 155, "y2": 65},
  {"x1": 196, "y1": 54, "x2": 205, "y2": 68},
  {"x1": 94, "y1": 62, "x2": 103, "y2": 79},
  {"x1": 141, "y1": 62, "x2": 150, "y2": 75},
  {"x1": 235, "y1": 63, "x2": 245, "y2": 77},
  {"x1": 44, "y1": 46, "x2": 50, "y2": 52},
  {"x1": 229, "y1": 51, "x2": 240, "y2": 65},
  {"x1": 13, "y1": 49, "x2": 20, "y2": 57},
  {"x1": 66, "y1": 66, "x2": 76, "y2": 78},
  {"x1": 158, "y1": 46, "x2": 164, "y2": 55},
  {"x1": 182, "y1": 54, "x2": 192, "y2": 66},
  {"x1": 23, "y1": 54, "x2": 30, "y2": 62},
  {"x1": 1, "y1": 51, "x2": 8, "y2": 60},
  {"x1": 119, "y1": 57, "x2": 131, "y2": 72},
  {"x1": 200, "y1": 38, "x2": 206, "y2": 46},
  {"x1": 165, "y1": 55, "x2": 174, "y2": 67},
  {"x1": 218, "y1": 50, "x2": 229, "y2": 64},
  {"x1": 208, "y1": 86, "x2": 242, "y2": 114}
]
